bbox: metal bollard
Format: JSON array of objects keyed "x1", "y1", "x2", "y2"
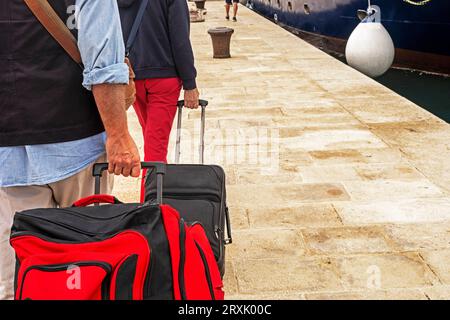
[{"x1": 207, "y1": 27, "x2": 235, "y2": 59}]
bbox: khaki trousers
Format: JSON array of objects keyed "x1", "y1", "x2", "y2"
[{"x1": 0, "y1": 155, "x2": 112, "y2": 300}]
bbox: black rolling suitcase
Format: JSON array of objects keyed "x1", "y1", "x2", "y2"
[{"x1": 145, "y1": 100, "x2": 232, "y2": 277}]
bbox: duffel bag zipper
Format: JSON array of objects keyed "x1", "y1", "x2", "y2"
[
  {"x1": 189, "y1": 221, "x2": 221, "y2": 241},
  {"x1": 17, "y1": 205, "x2": 149, "y2": 223},
  {"x1": 178, "y1": 218, "x2": 187, "y2": 300},
  {"x1": 110, "y1": 254, "x2": 138, "y2": 300},
  {"x1": 148, "y1": 194, "x2": 221, "y2": 202},
  {"x1": 189, "y1": 222, "x2": 224, "y2": 270},
  {"x1": 19, "y1": 261, "x2": 112, "y2": 300},
  {"x1": 194, "y1": 242, "x2": 216, "y2": 300},
  {"x1": 12, "y1": 215, "x2": 99, "y2": 237}
]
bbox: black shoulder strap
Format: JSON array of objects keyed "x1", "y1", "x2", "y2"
[{"x1": 126, "y1": 0, "x2": 149, "y2": 56}]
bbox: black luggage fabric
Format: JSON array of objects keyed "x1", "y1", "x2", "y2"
[
  {"x1": 144, "y1": 100, "x2": 232, "y2": 277},
  {"x1": 145, "y1": 164, "x2": 231, "y2": 276}
]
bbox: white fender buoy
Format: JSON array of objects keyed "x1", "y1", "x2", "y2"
[{"x1": 345, "y1": 5, "x2": 395, "y2": 78}]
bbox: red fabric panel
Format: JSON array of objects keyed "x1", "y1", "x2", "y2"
[
  {"x1": 160, "y1": 204, "x2": 225, "y2": 300},
  {"x1": 11, "y1": 231, "x2": 150, "y2": 300},
  {"x1": 189, "y1": 224, "x2": 225, "y2": 300},
  {"x1": 19, "y1": 252, "x2": 126, "y2": 272},
  {"x1": 20, "y1": 265, "x2": 107, "y2": 300},
  {"x1": 18, "y1": 252, "x2": 126, "y2": 300},
  {"x1": 160, "y1": 204, "x2": 182, "y2": 300},
  {"x1": 72, "y1": 194, "x2": 117, "y2": 207},
  {"x1": 183, "y1": 226, "x2": 213, "y2": 300}
]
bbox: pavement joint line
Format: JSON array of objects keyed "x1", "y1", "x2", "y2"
[{"x1": 417, "y1": 251, "x2": 446, "y2": 286}]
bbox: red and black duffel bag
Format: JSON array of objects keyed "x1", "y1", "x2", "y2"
[{"x1": 10, "y1": 162, "x2": 224, "y2": 300}]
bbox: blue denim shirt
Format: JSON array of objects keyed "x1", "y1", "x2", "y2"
[{"x1": 0, "y1": 0, "x2": 129, "y2": 187}]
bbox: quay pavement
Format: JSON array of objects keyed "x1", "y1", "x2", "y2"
[{"x1": 116, "y1": 2, "x2": 450, "y2": 299}]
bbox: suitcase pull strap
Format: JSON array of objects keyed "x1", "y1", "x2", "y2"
[
  {"x1": 72, "y1": 194, "x2": 122, "y2": 207},
  {"x1": 93, "y1": 162, "x2": 166, "y2": 205},
  {"x1": 175, "y1": 100, "x2": 208, "y2": 164},
  {"x1": 224, "y1": 207, "x2": 233, "y2": 245}
]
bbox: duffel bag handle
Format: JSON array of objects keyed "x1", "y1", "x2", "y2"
[
  {"x1": 93, "y1": 162, "x2": 166, "y2": 205},
  {"x1": 73, "y1": 194, "x2": 122, "y2": 207}
]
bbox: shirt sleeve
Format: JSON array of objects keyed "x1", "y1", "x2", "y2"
[{"x1": 76, "y1": 0, "x2": 129, "y2": 90}]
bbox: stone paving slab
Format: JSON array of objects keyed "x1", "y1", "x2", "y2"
[
  {"x1": 384, "y1": 223, "x2": 450, "y2": 251},
  {"x1": 231, "y1": 203, "x2": 343, "y2": 229},
  {"x1": 335, "y1": 199, "x2": 450, "y2": 225},
  {"x1": 115, "y1": 2, "x2": 450, "y2": 299},
  {"x1": 234, "y1": 257, "x2": 343, "y2": 293},
  {"x1": 333, "y1": 253, "x2": 439, "y2": 290},
  {"x1": 422, "y1": 285, "x2": 450, "y2": 300},
  {"x1": 305, "y1": 289, "x2": 428, "y2": 300},
  {"x1": 302, "y1": 226, "x2": 394, "y2": 255},
  {"x1": 228, "y1": 228, "x2": 307, "y2": 260},
  {"x1": 420, "y1": 249, "x2": 450, "y2": 285},
  {"x1": 227, "y1": 183, "x2": 351, "y2": 205},
  {"x1": 308, "y1": 147, "x2": 403, "y2": 165}
]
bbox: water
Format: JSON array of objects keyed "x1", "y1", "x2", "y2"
[
  {"x1": 273, "y1": 20, "x2": 450, "y2": 123},
  {"x1": 308, "y1": 41, "x2": 450, "y2": 124},
  {"x1": 311, "y1": 41, "x2": 450, "y2": 124},
  {"x1": 321, "y1": 49, "x2": 450, "y2": 123},
  {"x1": 376, "y1": 69, "x2": 450, "y2": 123}
]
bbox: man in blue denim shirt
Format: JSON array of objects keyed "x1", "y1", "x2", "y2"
[{"x1": 0, "y1": 0, "x2": 141, "y2": 299}]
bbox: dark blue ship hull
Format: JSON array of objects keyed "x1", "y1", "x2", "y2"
[{"x1": 249, "y1": 0, "x2": 450, "y2": 74}]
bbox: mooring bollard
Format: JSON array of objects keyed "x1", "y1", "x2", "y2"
[{"x1": 207, "y1": 27, "x2": 234, "y2": 59}]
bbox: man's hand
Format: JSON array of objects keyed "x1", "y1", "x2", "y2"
[
  {"x1": 106, "y1": 133, "x2": 141, "y2": 177},
  {"x1": 184, "y1": 88, "x2": 200, "y2": 109},
  {"x1": 92, "y1": 83, "x2": 141, "y2": 177}
]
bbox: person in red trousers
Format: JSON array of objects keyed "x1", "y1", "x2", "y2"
[{"x1": 118, "y1": 0, "x2": 199, "y2": 200}]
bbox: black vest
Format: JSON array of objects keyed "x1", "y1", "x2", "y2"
[{"x1": 0, "y1": 0, "x2": 104, "y2": 147}]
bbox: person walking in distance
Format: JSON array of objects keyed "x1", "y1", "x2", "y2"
[
  {"x1": 118, "y1": 0, "x2": 199, "y2": 199},
  {"x1": 225, "y1": 0, "x2": 239, "y2": 21}
]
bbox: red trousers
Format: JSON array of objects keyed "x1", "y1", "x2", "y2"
[
  {"x1": 133, "y1": 77, "x2": 182, "y2": 201},
  {"x1": 133, "y1": 77, "x2": 182, "y2": 162}
]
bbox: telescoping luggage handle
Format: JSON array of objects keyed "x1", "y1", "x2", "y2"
[
  {"x1": 175, "y1": 100, "x2": 233, "y2": 245},
  {"x1": 175, "y1": 99, "x2": 208, "y2": 164},
  {"x1": 93, "y1": 162, "x2": 166, "y2": 204}
]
